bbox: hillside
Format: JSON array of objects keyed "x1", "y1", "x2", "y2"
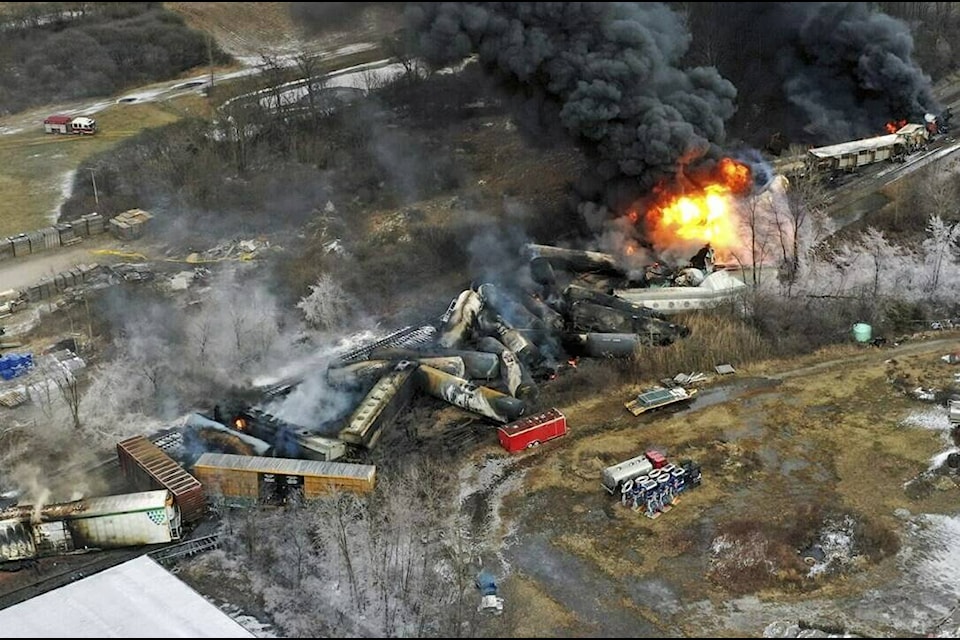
[{"x1": 165, "y1": 2, "x2": 402, "y2": 58}]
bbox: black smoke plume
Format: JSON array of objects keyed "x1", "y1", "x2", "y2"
[
  {"x1": 404, "y1": 2, "x2": 738, "y2": 212},
  {"x1": 686, "y1": 2, "x2": 939, "y2": 145}
]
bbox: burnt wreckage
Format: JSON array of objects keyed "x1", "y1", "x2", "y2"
[{"x1": 230, "y1": 244, "x2": 696, "y2": 454}]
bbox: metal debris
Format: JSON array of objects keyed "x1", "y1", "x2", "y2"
[{"x1": 673, "y1": 371, "x2": 707, "y2": 385}]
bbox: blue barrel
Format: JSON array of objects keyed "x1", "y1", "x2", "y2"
[
  {"x1": 852, "y1": 323, "x2": 873, "y2": 343},
  {"x1": 671, "y1": 468, "x2": 686, "y2": 492}
]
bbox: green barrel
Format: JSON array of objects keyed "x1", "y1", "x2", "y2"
[{"x1": 852, "y1": 323, "x2": 873, "y2": 343}]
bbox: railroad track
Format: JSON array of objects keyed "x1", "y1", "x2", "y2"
[
  {"x1": 0, "y1": 532, "x2": 222, "y2": 611},
  {"x1": 148, "y1": 534, "x2": 221, "y2": 565},
  {"x1": 335, "y1": 324, "x2": 437, "y2": 365},
  {"x1": 0, "y1": 547, "x2": 147, "y2": 611}
]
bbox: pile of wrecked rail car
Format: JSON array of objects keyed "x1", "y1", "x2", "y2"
[
  {"x1": 0, "y1": 242, "x2": 734, "y2": 567},
  {"x1": 247, "y1": 242, "x2": 732, "y2": 455}
]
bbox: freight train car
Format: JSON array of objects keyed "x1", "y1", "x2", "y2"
[
  {"x1": 192, "y1": 453, "x2": 376, "y2": 506},
  {"x1": 805, "y1": 123, "x2": 928, "y2": 173},
  {"x1": 117, "y1": 435, "x2": 206, "y2": 523},
  {"x1": 338, "y1": 360, "x2": 418, "y2": 449},
  {"x1": 0, "y1": 490, "x2": 181, "y2": 563}
]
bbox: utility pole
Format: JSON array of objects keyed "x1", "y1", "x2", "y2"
[
  {"x1": 89, "y1": 168, "x2": 99, "y2": 209},
  {"x1": 207, "y1": 32, "x2": 215, "y2": 95}
]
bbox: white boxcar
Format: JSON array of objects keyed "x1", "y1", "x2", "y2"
[
  {"x1": 66, "y1": 489, "x2": 182, "y2": 547},
  {"x1": 0, "y1": 490, "x2": 181, "y2": 563}
]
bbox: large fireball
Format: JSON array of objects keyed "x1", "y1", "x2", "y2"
[{"x1": 638, "y1": 157, "x2": 752, "y2": 259}]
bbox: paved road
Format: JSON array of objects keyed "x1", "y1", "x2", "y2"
[{"x1": 0, "y1": 42, "x2": 379, "y2": 136}]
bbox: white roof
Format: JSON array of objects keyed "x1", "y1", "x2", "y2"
[
  {"x1": 0, "y1": 555, "x2": 255, "y2": 638},
  {"x1": 807, "y1": 133, "x2": 900, "y2": 159}
]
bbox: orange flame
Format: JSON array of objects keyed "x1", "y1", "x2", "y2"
[
  {"x1": 642, "y1": 157, "x2": 752, "y2": 257},
  {"x1": 885, "y1": 119, "x2": 907, "y2": 134},
  {"x1": 234, "y1": 417, "x2": 247, "y2": 431}
]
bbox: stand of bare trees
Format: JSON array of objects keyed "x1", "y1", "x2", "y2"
[{"x1": 202, "y1": 462, "x2": 489, "y2": 638}]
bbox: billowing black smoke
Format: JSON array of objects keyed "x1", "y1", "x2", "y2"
[
  {"x1": 404, "y1": 2, "x2": 738, "y2": 210},
  {"x1": 780, "y1": 2, "x2": 938, "y2": 141},
  {"x1": 686, "y1": 2, "x2": 939, "y2": 145}
]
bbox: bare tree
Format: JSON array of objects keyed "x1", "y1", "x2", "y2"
[
  {"x1": 782, "y1": 172, "x2": 830, "y2": 293},
  {"x1": 922, "y1": 215, "x2": 960, "y2": 296},
  {"x1": 381, "y1": 29, "x2": 425, "y2": 83},
  {"x1": 297, "y1": 274, "x2": 355, "y2": 330},
  {"x1": 258, "y1": 52, "x2": 291, "y2": 117},
  {"x1": 0, "y1": 423, "x2": 29, "y2": 486},
  {"x1": 859, "y1": 227, "x2": 895, "y2": 299},
  {"x1": 732, "y1": 193, "x2": 775, "y2": 289},
  {"x1": 52, "y1": 368, "x2": 83, "y2": 431},
  {"x1": 189, "y1": 313, "x2": 213, "y2": 369},
  {"x1": 293, "y1": 53, "x2": 328, "y2": 125}
]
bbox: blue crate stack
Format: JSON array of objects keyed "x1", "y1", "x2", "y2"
[{"x1": 0, "y1": 353, "x2": 33, "y2": 380}]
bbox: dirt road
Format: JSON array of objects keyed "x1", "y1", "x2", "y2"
[{"x1": 0, "y1": 237, "x2": 122, "y2": 293}]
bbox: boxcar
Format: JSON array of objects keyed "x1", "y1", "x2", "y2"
[
  {"x1": 117, "y1": 435, "x2": 206, "y2": 523},
  {"x1": 0, "y1": 489, "x2": 180, "y2": 563},
  {"x1": 193, "y1": 453, "x2": 376, "y2": 506}
]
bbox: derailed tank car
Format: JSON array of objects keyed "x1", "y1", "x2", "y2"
[
  {"x1": 338, "y1": 360, "x2": 418, "y2": 449},
  {"x1": 0, "y1": 489, "x2": 181, "y2": 563},
  {"x1": 193, "y1": 453, "x2": 376, "y2": 507}
]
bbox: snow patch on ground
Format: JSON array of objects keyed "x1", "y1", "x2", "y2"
[
  {"x1": 900, "y1": 407, "x2": 955, "y2": 471},
  {"x1": 806, "y1": 515, "x2": 857, "y2": 578},
  {"x1": 457, "y1": 455, "x2": 527, "y2": 573},
  {"x1": 52, "y1": 168, "x2": 77, "y2": 224}
]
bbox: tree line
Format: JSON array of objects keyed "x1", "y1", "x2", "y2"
[{"x1": 0, "y1": 2, "x2": 230, "y2": 115}]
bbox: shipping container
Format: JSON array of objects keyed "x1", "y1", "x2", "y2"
[
  {"x1": 42, "y1": 227, "x2": 60, "y2": 250},
  {"x1": 497, "y1": 408, "x2": 567, "y2": 453},
  {"x1": 55, "y1": 222, "x2": 75, "y2": 245},
  {"x1": 296, "y1": 433, "x2": 347, "y2": 461},
  {"x1": 117, "y1": 435, "x2": 206, "y2": 523},
  {"x1": 601, "y1": 454, "x2": 654, "y2": 495},
  {"x1": 193, "y1": 453, "x2": 375, "y2": 507},
  {"x1": 26, "y1": 230, "x2": 45, "y2": 254}
]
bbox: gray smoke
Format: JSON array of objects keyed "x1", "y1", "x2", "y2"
[{"x1": 404, "y1": 2, "x2": 738, "y2": 207}]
